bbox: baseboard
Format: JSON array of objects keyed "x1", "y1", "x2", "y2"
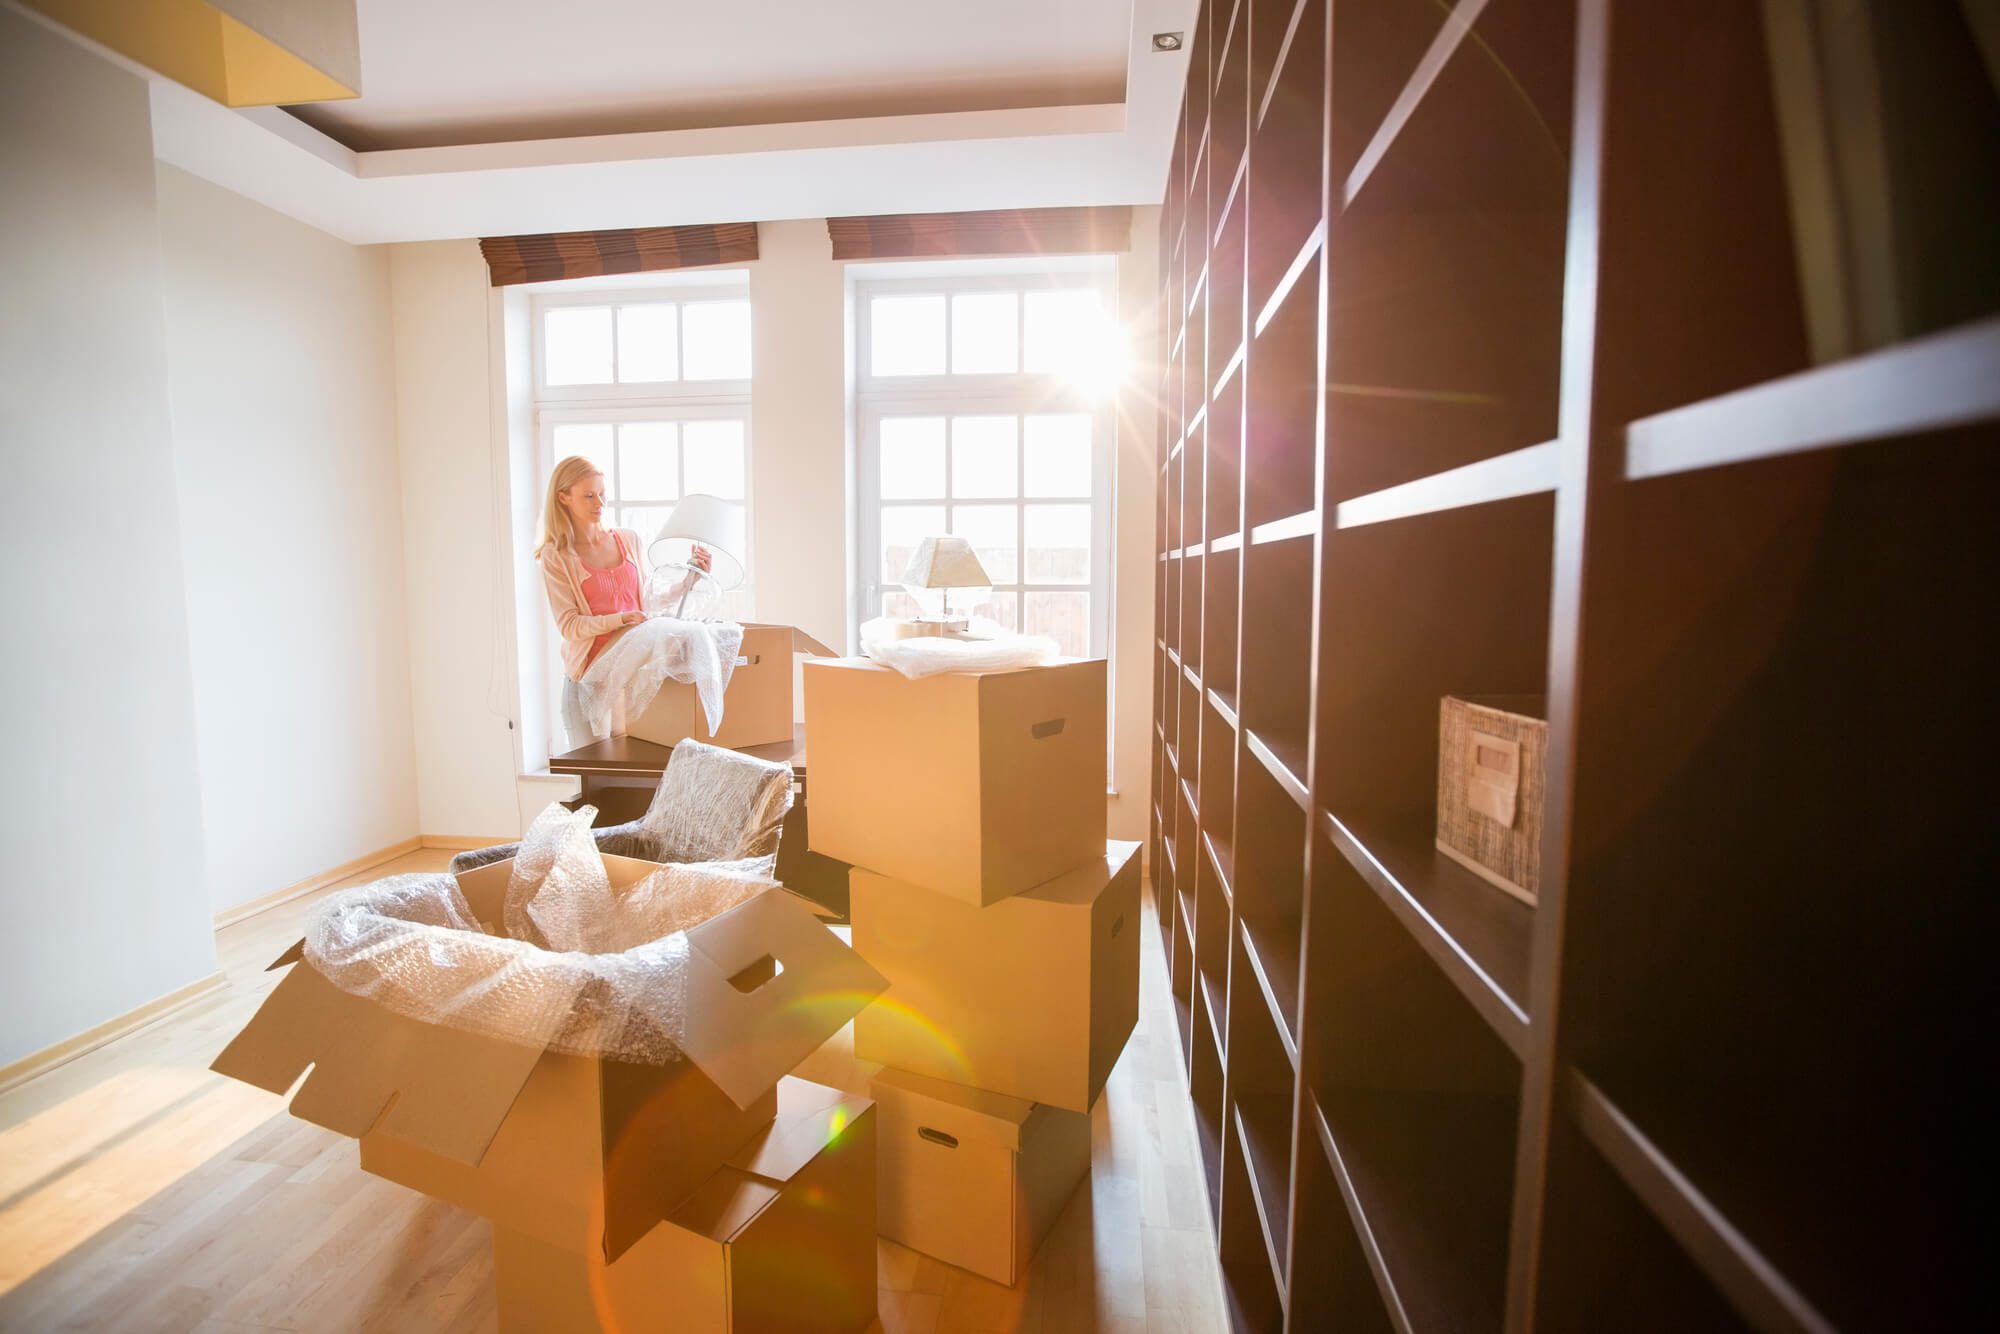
[
  {"x1": 211, "y1": 835, "x2": 424, "y2": 930},
  {"x1": 420, "y1": 834, "x2": 513, "y2": 851},
  {"x1": 0, "y1": 971, "x2": 227, "y2": 1097}
]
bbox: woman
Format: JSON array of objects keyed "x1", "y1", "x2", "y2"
[{"x1": 536, "y1": 455, "x2": 709, "y2": 747}]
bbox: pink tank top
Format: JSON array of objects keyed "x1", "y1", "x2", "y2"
[{"x1": 579, "y1": 532, "x2": 642, "y2": 670}]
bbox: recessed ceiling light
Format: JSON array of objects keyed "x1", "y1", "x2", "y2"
[{"x1": 1152, "y1": 32, "x2": 1184, "y2": 52}]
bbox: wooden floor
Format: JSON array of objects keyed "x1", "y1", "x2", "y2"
[{"x1": 0, "y1": 851, "x2": 1226, "y2": 1332}]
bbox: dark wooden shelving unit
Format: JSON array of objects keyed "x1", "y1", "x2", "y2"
[{"x1": 1148, "y1": 0, "x2": 1997, "y2": 1328}]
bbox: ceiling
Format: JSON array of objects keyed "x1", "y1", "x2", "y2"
[
  {"x1": 288, "y1": 0, "x2": 1133, "y2": 151},
  {"x1": 28, "y1": 0, "x2": 1195, "y2": 243}
]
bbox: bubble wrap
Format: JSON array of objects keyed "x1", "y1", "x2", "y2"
[
  {"x1": 302, "y1": 804, "x2": 777, "y2": 1064},
  {"x1": 446, "y1": 739, "x2": 793, "y2": 877},
  {"x1": 634, "y1": 737, "x2": 794, "y2": 864},
  {"x1": 574, "y1": 617, "x2": 746, "y2": 741},
  {"x1": 859, "y1": 615, "x2": 1060, "y2": 679}
]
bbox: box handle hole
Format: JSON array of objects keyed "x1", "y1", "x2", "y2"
[
  {"x1": 1111, "y1": 913, "x2": 1124, "y2": 939},
  {"x1": 1031, "y1": 718, "x2": 1065, "y2": 740},
  {"x1": 917, "y1": 1126, "x2": 959, "y2": 1149},
  {"x1": 727, "y1": 955, "x2": 784, "y2": 993}
]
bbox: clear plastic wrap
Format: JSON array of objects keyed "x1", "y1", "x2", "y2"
[
  {"x1": 302, "y1": 803, "x2": 777, "y2": 1064},
  {"x1": 634, "y1": 736, "x2": 794, "y2": 864},
  {"x1": 859, "y1": 615, "x2": 1060, "y2": 679},
  {"x1": 574, "y1": 617, "x2": 745, "y2": 741},
  {"x1": 447, "y1": 736, "x2": 794, "y2": 877}
]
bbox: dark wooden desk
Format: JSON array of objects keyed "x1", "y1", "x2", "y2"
[
  {"x1": 547, "y1": 726, "x2": 846, "y2": 918},
  {"x1": 548, "y1": 727, "x2": 807, "y2": 784}
]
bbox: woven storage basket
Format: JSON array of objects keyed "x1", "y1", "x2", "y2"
[{"x1": 1436, "y1": 695, "x2": 1547, "y2": 905}]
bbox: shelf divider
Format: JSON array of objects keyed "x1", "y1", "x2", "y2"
[
  {"x1": 1336, "y1": 441, "x2": 1558, "y2": 529},
  {"x1": 1624, "y1": 316, "x2": 2000, "y2": 479},
  {"x1": 1321, "y1": 810, "x2": 1532, "y2": 1057},
  {"x1": 1567, "y1": 1071, "x2": 1836, "y2": 1334},
  {"x1": 1342, "y1": 0, "x2": 1492, "y2": 209}
]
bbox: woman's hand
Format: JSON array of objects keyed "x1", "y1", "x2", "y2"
[
  {"x1": 620, "y1": 611, "x2": 646, "y2": 627},
  {"x1": 691, "y1": 544, "x2": 713, "y2": 573}
]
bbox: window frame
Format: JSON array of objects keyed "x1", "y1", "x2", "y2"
[
  {"x1": 529, "y1": 278, "x2": 756, "y2": 739},
  {"x1": 853, "y1": 269, "x2": 1118, "y2": 659},
  {"x1": 531, "y1": 276, "x2": 752, "y2": 403}
]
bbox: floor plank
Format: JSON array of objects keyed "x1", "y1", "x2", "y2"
[{"x1": 0, "y1": 851, "x2": 1227, "y2": 1331}]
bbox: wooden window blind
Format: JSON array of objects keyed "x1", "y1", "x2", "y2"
[
  {"x1": 826, "y1": 207, "x2": 1133, "y2": 260},
  {"x1": 478, "y1": 223, "x2": 759, "y2": 287}
]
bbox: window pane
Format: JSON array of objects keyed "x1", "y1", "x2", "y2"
[
  {"x1": 950, "y1": 503, "x2": 1018, "y2": 583},
  {"x1": 619, "y1": 505, "x2": 677, "y2": 548},
  {"x1": 1024, "y1": 590, "x2": 1091, "y2": 657},
  {"x1": 683, "y1": 419, "x2": 746, "y2": 499},
  {"x1": 880, "y1": 417, "x2": 945, "y2": 499},
  {"x1": 616, "y1": 304, "x2": 679, "y2": 382},
  {"x1": 951, "y1": 292, "x2": 1019, "y2": 374},
  {"x1": 681, "y1": 300, "x2": 752, "y2": 380},
  {"x1": 544, "y1": 306, "x2": 613, "y2": 385},
  {"x1": 617, "y1": 422, "x2": 678, "y2": 500},
  {"x1": 870, "y1": 295, "x2": 946, "y2": 376},
  {"x1": 552, "y1": 423, "x2": 614, "y2": 480},
  {"x1": 882, "y1": 505, "x2": 946, "y2": 585},
  {"x1": 1022, "y1": 289, "x2": 1102, "y2": 374},
  {"x1": 1024, "y1": 503, "x2": 1091, "y2": 583},
  {"x1": 963, "y1": 589, "x2": 1019, "y2": 632},
  {"x1": 1024, "y1": 413, "x2": 1093, "y2": 497},
  {"x1": 950, "y1": 415, "x2": 1018, "y2": 498}
]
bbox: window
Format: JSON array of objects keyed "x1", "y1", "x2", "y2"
[
  {"x1": 533, "y1": 282, "x2": 752, "y2": 620},
  {"x1": 856, "y1": 270, "x2": 1119, "y2": 658}
]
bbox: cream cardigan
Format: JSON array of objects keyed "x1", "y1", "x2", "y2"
[{"x1": 540, "y1": 529, "x2": 653, "y2": 682}]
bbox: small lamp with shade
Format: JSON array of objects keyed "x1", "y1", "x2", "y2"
[
  {"x1": 900, "y1": 535, "x2": 993, "y2": 636},
  {"x1": 648, "y1": 493, "x2": 746, "y2": 619}
]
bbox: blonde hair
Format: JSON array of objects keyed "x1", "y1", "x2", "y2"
[{"x1": 535, "y1": 455, "x2": 604, "y2": 559}]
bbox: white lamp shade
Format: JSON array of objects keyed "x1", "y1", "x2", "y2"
[
  {"x1": 901, "y1": 535, "x2": 992, "y2": 590},
  {"x1": 647, "y1": 494, "x2": 746, "y2": 590}
]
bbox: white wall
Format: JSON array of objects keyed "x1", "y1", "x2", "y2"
[
  {"x1": 0, "y1": 9, "x2": 218, "y2": 1066},
  {"x1": 155, "y1": 165, "x2": 420, "y2": 913},
  {"x1": 387, "y1": 242, "x2": 523, "y2": 841},
  {"x1": 747, "y1": 221, "x2": 853, "y2": 652}
]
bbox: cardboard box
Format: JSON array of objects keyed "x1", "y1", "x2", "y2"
[
  {"x1": 212, "y1": 854, "x2": 886, "y2": 1264},
  {"x1": 493, "y1": 1077, "x2": 879, "y2": 1334},
  {"x1": 1436, "y1": 694, "x2": 1547, "y2": 905},
  {"x1": 870, "y1": 1066, "x2": 1091, "y2": 1286},
  {"x1": 627, "y1": 623, "x2": 835, "y2": 749},
  {"x1": 852, "y1": 841, "x2": 1140, "y2": 1112},
  {"x1": 803, "y1": 657, "x2": 1108, "y2": 904}
]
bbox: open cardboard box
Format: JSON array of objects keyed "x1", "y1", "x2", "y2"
[
  {"x1": 871, "y1": 1066, "x2": 1091, "y2": 1287},
  {"x1": 211, "y1": 853, "x2": 886, "y2": 1265},
  {"x1": 495, "y1": 1076, "x2": 879, "y2": 1333},
  {"x1": 803, "y1": 656, "x2": 1108, "y2": 904},
  {"x1": 627, "y1": 624, "x2": 834, "y2": 749},
  {"x1": 852, "y1": 841, "x2": 1140, "y2": 1113}
]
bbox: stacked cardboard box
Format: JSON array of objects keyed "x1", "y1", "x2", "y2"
[
  {"x1": 212, "y1": 853, "x2": 887, "y2": 1332},
  {"x1": 804, "y1": 657, "x2": 1141, "y2": 1285}
]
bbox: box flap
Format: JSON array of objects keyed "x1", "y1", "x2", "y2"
[
  {"x1": 677, "y1": 892, "x2": 888, "y2": 1109},
  {"x1": 267, "y1": 940, "x2": 305, "y2": 971},
  {"x1": 664, "y1": 1166, "x2": 783, "y2": 1246},
  {"x1": 727, "y1": 1079, "x2": 871, "y2": 1184},
  {"x1": 211, "y1": 962, "x2": 547, "y2": 1165},
  {"x1": 1016, "y1": 841, "x2": 1141, "y2": 908},
  {"x1": 741, "y1": 621, "x2": 837, "y2": 658},
  {"x1": 868, "y1": 1066, "x2": 1037, "y2": 1150}
]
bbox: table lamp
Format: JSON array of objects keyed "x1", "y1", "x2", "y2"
[
  {"x1": 648, "y1": 494, "x2": 746, "y2": 619},
  {"x1": 901, "y1": 535, "x2": 992, "y2": 636}
]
